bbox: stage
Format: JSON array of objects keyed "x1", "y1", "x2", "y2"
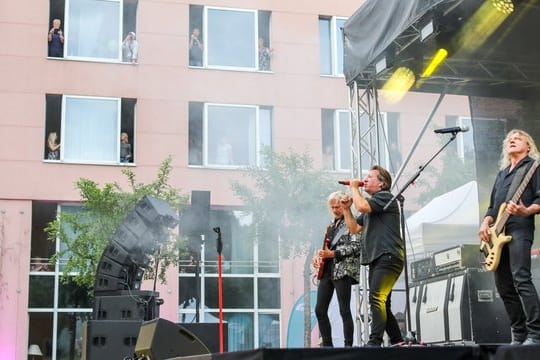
[{"x1": 172, "y1": 344, "x2": 540, "y2": 360}]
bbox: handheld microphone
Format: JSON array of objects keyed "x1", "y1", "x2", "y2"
[
  {"x1": 338, "y1": 180, "x2": 365, "y2": 186},
  {"x1": 434, "y1": 126, "x2": 470, "y2": 134}
]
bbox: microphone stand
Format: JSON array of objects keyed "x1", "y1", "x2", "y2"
[
  {"x1": 213, "y1": 227, "x2": 224, "y2": 353},
  {"x1": 383, "y1": 131, "x2": 458, "y2": 345}
]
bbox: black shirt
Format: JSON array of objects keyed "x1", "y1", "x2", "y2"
[
  {"x1": 356, "y1": 190, "x2": 404, "y2": 264},
  {"x1": 485, "y1": 156, "x2": 540, "y2": 238}
]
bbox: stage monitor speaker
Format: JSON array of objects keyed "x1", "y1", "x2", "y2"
[
  {"x1": 135, "y1": 318, "x2": 210, "y2": 359},
  {"x1": 179, "y1": 322, "x2": 228, "y2": 353},
  {"x1": 82, "y1": 320, "x2": 141, "y2": 360}
]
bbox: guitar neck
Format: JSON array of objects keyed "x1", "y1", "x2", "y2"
[{"x1": 494, "y1": 158, "x2": 540, "y2": 235}]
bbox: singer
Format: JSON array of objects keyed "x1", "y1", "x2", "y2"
[
  {"x1": 341, "y1": 165, "x2": 405, "y2": 347},
  {"x1": 312, "y1": 191, "x2": 360, "y2": 347}
]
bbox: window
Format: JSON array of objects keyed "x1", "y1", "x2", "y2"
[
  {"x1": 322, "y1": 109, "x2": 390, "y2": 172},
  {"x1": 178, "y1": 209, "x2": 280, "y2": 351},
  {"x1": 45, "y1": 95, "x2": 136, "y2": 164},
  {"x1": 321, "y1": 109, "x2": 355, "y2": 171},
  {"x1": 189, "y1": 102, "x2": 272, "y2": 167},
  {"x1": 29, "y1": 202, "x2": 92, "y2": 360},
  {"x1": 48, "y1": 0, "x2": 138, "y2": 62},
  {"x1": 189, "y1": 5, "x2": 272, "y2": 71},
  {"x1": 319, "y1": 16, "x2": 346, "y2": 76}
]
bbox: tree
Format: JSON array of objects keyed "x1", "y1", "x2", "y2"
[
  {"x1": 415, "y1": 147, "x2": 476, "y2": 207},
  {"x1": 231, "y1": 149, "x2": 336, "y2": 346},
  {"x1": 45, "y1": 156, "x2": 189, "y2": 291}
]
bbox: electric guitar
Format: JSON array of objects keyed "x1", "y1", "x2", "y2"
[
  {"x1": 480, "y1": 158, "x2": 540, "y2": 271},
  {"x1": 317, "y1": 225, "x2": 333, "y2": 280}
]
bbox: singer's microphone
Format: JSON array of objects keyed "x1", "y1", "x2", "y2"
[
  {"x1": 434, "y1": 126, "x2": 470, "y2": 134},
  {"x1": 338, "y1": 180, "x2": 365, "y2": 186}
]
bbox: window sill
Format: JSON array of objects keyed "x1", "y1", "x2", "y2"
[
  {"x1": 188, "y1": 64, "x2": 273, "y2": 74},
  {"x1": 47, "y1": 56, "x2": 137, "y2": 65},
  {"x1": 43, "y1": 159, "x2": 136, "y2": 166}
]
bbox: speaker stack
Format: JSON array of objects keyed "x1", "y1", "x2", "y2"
[
  {"x1": 84, "y1": 196, "x2": 180, "y2": 360},
  {"x1": 409, "y1": 244, "x2": 511, "y2": 344}
]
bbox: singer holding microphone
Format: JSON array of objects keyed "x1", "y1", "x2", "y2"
[
  {"x1": 340, "y1": 165, "x2": 405, "y2": 347},
  {"x1": 312, "y1": 191, "x2": 360, "y2": 347}
]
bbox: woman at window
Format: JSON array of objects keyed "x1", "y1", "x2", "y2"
[
  {"x1": 122, "y1": 32, "x2": 139, "y2": 63},
  {"x1": 258, "y1": 37, "x2": 273, "y2": 71},
  {"x1": 46, "y1": 131, "x2": 61, "y2": 160}
]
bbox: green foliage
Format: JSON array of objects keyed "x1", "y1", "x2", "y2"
[
  {"x1": 416, "y1": 148, "x2": 476, "y2": 206},
  {"x1": 45, "y1": 156, "x2": 189, "y2": 291},
  {"x1": 231, "y1": 149, "x2": 336, "y2": 258}
]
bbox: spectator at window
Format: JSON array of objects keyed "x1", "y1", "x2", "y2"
[
  {"x1": 323, "y1": 144, "x2": 335, "y2": 170},
  {"x1": 48, "y1": 19, "x2": 64, "y2": 57},
  {"x1": 122, "y1": 32, "x2": 139, "y2": 63},
  {"x1": 189, "y1": 27, "x2": 204, "y2": 66},
  {"x1": 258, "y1": 37, "x2": 273, "y2": 71},
  {"x1": 46, "y1": 131, "x2": 61, "y2": 160},
  {"x1": 216, "y1": 135, "x2": 233, "y2": 165},
  {"x1": 120, "y1": 132, "x2": 132, "y2": 163}
]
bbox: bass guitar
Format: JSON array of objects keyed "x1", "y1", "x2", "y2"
[
  {"x1": 317, "y1": 225, "x2": 333, "y2": 280},
  {"x1": 480, "y1": 158, "x2": 540, "y2": 271}
]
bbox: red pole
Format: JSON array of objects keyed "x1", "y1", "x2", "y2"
[{"x1": 218, "y1": 253, "x2": 224, "y2": 352}]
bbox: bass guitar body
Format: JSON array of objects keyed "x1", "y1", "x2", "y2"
[{"x1": 480, "y1": 203, "x2": 512, "y2": 271}]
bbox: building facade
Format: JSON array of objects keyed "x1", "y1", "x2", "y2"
[{"x1": 0, "y1": 1, "x2": 473, "y2": 359}]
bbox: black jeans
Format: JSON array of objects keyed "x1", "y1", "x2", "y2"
[
  {"x1": 315, "y1": 267, "x2": 354, "y2": 347},
  {"x1": 494, "y1": 236, "x2": 540, "y2": 341},
  {"x1": 368, "y1": 253, "x2": 404, "y2": 346}
]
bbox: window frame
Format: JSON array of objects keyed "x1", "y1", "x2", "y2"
[
  {"x1": 44, "y1": 94, "x2": 136, "y2": 166},
  {"x1": 319, "y1": 16, "x2": 347, "y2": 76},
  {"x1": 188, "y1": 102, "x2": 272, "y2": 168}
]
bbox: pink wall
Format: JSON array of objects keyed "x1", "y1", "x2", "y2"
[{"x1": 0, "y1": 200, "x2": 32, "y2": 360}]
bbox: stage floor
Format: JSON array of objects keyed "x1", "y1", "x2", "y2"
[{"x1": 172, "y1": 344, "x2": 540, "y2": 360}]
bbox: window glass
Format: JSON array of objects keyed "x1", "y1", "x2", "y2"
[
  {"x1": 258, "y1": 314, "x2": 280, "y2": 348},
  {"x1": 56, "y1": 312, "x2": 89, "y2": 359},
  {"x1": 205, "y1": 277, "x2": 254, "y2": 308},
  {"x1": 335, "y1": 18, "x2": 346, "y2": 75},
  {"x1": 319, "y1": 18, "x2": 332, "y2": 75},
  {"x1": 319, "y1": 16, "x2": 346, "y2": 76},
  {"x1": 28, "y1": 313, "x2": 54, "y2": 359},
  {"x1": 31, "y1": 202, "x2": 57, "y2": 272},
  {"x1": 58, "y1": 279, "x2": 91, "y2": 308},
  {"x1": 29, "y1": 275, "x2": 55, "y2": 308},
  {"x1": 190, "y1": 103, "x2": 271, "y2": 168},
  {"x1": 63, "y1": 96, "x2": 118, "y2": 162},
  {"x1": 257, "y1": 278, "x2": 280, "y2": 308},
  {"x1": 207, "y1": 8, "x2": 256, "y2": 68},
  {"x1": 337, "y1": 110, "x2": 351, "y2": 170},
  {"x1": 66, "y1": 0, "x2": 121, "y2": 60}
]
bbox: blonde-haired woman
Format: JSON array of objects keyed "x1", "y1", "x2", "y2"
[{"x1": 47, "y1": 131, "x2": 61, "y2": 160}]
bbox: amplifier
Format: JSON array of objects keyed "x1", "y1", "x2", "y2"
[
  {"x1": 410, "y1": 257, "x2": 436, "y2": 282},
  {"x1": 433, "y1": 244, "x2": 482, "y2": 275}
]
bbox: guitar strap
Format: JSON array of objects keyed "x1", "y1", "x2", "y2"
[{"x1": 505, "y1": 159, "x2": 531, "y2": 202}]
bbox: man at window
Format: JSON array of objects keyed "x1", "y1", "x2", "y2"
[
  {"x1": 189, "y1": 27, "x2": 204, "y2": 66},
  {"x1": 48, "y1": 19, "x2": 64, "y2": 57}
]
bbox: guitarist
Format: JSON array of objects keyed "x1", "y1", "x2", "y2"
[
  {"x1": 479, "y1": 129, "x2": 540, "y2": 346},
  {"x1": 312, "y1": 191, "x2": 360, "y2": 347}
]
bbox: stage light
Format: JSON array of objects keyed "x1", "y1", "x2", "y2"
[
  {"x1": 421, "y1": 48, "x2": 448, "y2": 77},
  {"x1": 491, "y1": 0, "x2": 514, "y2": 15},
  {"x1": 381, "y1": 66, "x2": 416, "y2": 103},
  {"x1": 456, "y1": 0, "x2": 512, "y2": 52},
  {"x1": 421, "y1": 20, "x2": 434, "y2": 42},
  {"x1": 375, "y1": 57, "x2": 387, "y2": 74}
]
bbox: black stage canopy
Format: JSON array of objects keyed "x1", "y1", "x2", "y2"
[{"x1": 343, "y1": 0, "x2": 540, "y2": 99}]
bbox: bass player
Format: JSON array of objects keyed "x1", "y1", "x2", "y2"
[
  {"x1": 312, "y1": 191, "x2": 360, "y2": 347},
  {"x1": 478, "y1": 129, "x2": 540, "y2": 345}
]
